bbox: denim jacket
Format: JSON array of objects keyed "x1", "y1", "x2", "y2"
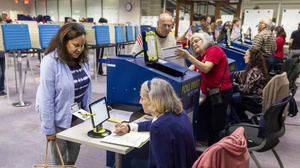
[{"x1": 35, "y1": 50, "x2": 92, "y2": 135}]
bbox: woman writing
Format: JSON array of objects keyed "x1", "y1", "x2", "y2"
[
  {"x1": 36, "y1": 23, "x2": 91, "y2": 165},
  {"x1": 231, "y1": 47, "x2": 268, "y2": 121},
  {"x1": 114, "y1": 78, "x2": 196, "y2": 168},
  {"x1": 175, "y1": 32, "x2": 232, "y2": 146}
]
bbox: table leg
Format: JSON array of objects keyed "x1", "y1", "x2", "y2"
[
  {"x1": 12, "y1": 50, "x2": 31, "y2": 107},
  {"x1": 115, "y1": 153, "x2": 122, "y2": 168},
  {"x1": 5, "y1": 53, "x2": 9, "y2": 102},
  {"x1": 94, "y1": 48, "x2": 97, "y2": 83}
]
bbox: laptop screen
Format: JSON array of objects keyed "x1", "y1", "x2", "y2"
[{"x1": 88, "y1": 97, "x2": 110, "y2": 128}]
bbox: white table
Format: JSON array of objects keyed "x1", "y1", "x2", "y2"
[{"x1": 57, "y1": 119, "x2": 138, "y2": 168}]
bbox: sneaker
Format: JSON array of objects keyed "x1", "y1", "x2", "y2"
[{"x1": 0, "y1": 91, "x2": 7, "y2": 98}]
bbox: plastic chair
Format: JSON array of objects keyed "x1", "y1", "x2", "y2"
[{"x1": 221, "y1": 97, "x2": 291, "y2": 168}]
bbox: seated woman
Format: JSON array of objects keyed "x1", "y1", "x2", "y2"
[
  {"x1": 231, "y1": 47, "x2": 268, "y2": 121},
  {"x1": 114, "y1": 78, "x2": 197, "y2": 168},
  {"x1": 273, "y1": 26, "x2": 286, "y2": 70},
  {"x1": 216, "y1": 21, "x2": 232, "y2": 43},
  {"x1": 175, "y1": 32, "x2": 232, "y2": 146}
]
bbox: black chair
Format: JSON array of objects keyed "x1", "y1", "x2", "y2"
[
  {"x1": 220, "y1": 97, "x2": 291, "y2": 168},
  {"x1": 280, "y1": 58, "x2": 300, "y2": 96}
]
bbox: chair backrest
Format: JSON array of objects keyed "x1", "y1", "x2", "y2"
[
  {"x1": 281, "y1": 58, "x2": 300, "y2": 95},
  {"x1": 259, "y1": 99, "x2": 289, "y2": 139},
  {"x1": 280, "y1": 58, "x2": 299, "y2": 75},
  {"x1": 262, "y1": 72, "x2": 289, "y2": 113}
]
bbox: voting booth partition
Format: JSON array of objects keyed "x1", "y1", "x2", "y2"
[
  {"x1": 2, "y1": 24, "x2": 32, "y2": 107},
  {"x1": 125, "y1": 26, "x2": 134, "y2": 42},
  {"x1": 38, "y1": 24, "x2": 60, "y2": 49},
  {"x1": 134, "y1": 25, "x2": 139, "y2": 40},
  {"x1": 94, "y1": 25, "x2": 111, "y2": 45}
]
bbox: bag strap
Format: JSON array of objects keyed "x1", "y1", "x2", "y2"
[
  {"x1": 220, "y1": 57, "x2": 228, "y2": 87},
  {"x1": 44, "y1": 140, "x2": 66, "y2": 167},
  {"x1": 201, "y1": 57, "x2": 228, "y2": 88}
]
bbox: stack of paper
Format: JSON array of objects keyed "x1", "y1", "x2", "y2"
[
  {"x1": 17, "y1": 21, "x2": 41, "y2": 49},
  {"x1": 109, "y1": 109, "x2": 133, "y2": 122},
  {"x1": 161, "y1": 45, "x2": 185, "y2": 67},
  {"x1": 101, "y1": 132, "x2": 150, "y2": 148}
]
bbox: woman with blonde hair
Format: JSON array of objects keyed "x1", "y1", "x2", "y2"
[{"x1": 114, "y1": 78, "x2": 196, "y2": 168}]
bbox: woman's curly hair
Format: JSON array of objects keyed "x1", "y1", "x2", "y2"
[{"x1": 242, "y1": 47, "x2": 268, "y2": 83}]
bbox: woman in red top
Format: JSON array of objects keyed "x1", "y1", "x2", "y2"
[
  {"x1": 176, "y1": 32, "x2": 232, "y2": 146},
  {"x1": 273, "y1": 26, "x2": 286, "y2": 67}
]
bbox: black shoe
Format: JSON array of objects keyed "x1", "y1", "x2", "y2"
[
  {"x1": 0, "y1": 91, "x2": 7, "y2": 98},
  {"x1": 98, "y1": 71, "x2": 103, "y2": 75}
]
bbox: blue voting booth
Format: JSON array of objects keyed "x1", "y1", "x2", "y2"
[
  {"x1": 125, "y1": 26, "x2": 134, "y2": 42},
  {"x1": 101, "y1": 55, "x2": 201, "y2": 167},
  {"x1": 93, "y1": 25, "x2": 111, "y2": 45},
  {"x1": 134, "y1": 25, "x2": 139, "y2": 40},
  {"x1": 115, "y1": 25, "x2": 125, "y2": 43},
  {"x1": 217, "y1": 43, "x2": 247, "y2": 71},
  {"x1": 2, "y1": 24, "x2": 32, "y2": 107},
  {"x1": 2, "y1": 24, "x2": 31, "y2": 50},
  {"x1": 38, "y1": 24, "x2": 60, "y2": 49}
]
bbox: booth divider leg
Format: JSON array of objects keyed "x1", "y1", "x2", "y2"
[
  {"x1": 13, "y1": 52, "x2": 18, "y2": 93},
  {"x1": 12, "y1": 50, "x2": 31, "y2": 107}
]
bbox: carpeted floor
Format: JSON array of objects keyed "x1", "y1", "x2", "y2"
[{"x1": 0, "y1": 53, "x2": 300, "y2": 168}]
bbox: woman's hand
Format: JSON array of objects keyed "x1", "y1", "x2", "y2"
[
  {"x1": 114, "y1": 123, "x2": 129, "y2": 135},
  {"x1": 46, "y1": 133, "x2": 56, "y2": 141},
  {"x1": 175, "y1": 48, "x2": 190, "y2": 59},
  {"x1": 233, "y1": 82, "x2": 239, "y2": 86}
]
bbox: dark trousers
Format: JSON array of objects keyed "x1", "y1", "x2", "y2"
[
  {"x1": 264, "y1": 56, "x2": 274, "y2": 73},
  {"x1": 96, "y1": 47, "x2": 104, "y2": 74},
  {"x1": 199, "y1": 88, "x2": 233, "y2": 146},
  {"x1": 231, "y1": 92, "x2": 262, "y2": 122},
  {"x1": 0, "y1": 55, "x2": 5, "y2": 91}
]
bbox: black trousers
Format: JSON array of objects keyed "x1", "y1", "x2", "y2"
[{"x1": 199, "y1": 88, "x2": 233, "y2": 146}]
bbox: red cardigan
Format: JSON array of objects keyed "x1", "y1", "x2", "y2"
[{"x1": 274, "y1": 36, "x2": 285, "y2": 59}]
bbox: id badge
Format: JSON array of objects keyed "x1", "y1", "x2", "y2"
[{"x1": 70, "y1": 103, "x2": 79, "y2": 113}]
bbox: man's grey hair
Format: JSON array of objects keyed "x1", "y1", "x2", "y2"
[
  {"x1": 190, "y1": 32, "x2": 214, "y2": 57},
  {"x1": 261, "y1": 17, "x2": 272, "y2": 30}
]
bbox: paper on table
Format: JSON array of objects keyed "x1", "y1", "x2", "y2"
[
  {"x1": 72, "y1": 109, "x2": 90, "y2": 121},
  {"x1": 161, "y1": 45, "x2": 185, "y2": 67},
  {"x1": 109, "y1": 109, "x2": 133, "y2": 122},
  {"x1": 101, "y1": 132, "x2": 150, "y2": 148}
]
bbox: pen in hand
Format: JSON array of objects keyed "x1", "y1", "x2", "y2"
[
  {"x1": 114, "y1": 123, "x2": 128, "y2": 135},
  {"x1": 81, "y1": 113, "x2": 95, "y2": 116}
]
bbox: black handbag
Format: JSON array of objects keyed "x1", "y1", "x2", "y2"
[{"x1": 203, "y1": 58, "x2": 228, "y2": 107}]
